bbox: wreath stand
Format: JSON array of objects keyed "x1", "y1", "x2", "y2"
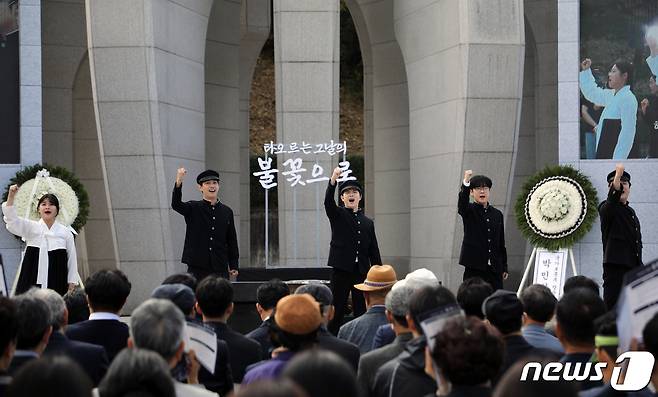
[{"x1": 516, "y1": 246, "x2": 578, "y2": 296}]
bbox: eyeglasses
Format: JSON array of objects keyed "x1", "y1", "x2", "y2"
[{"x1": 472, "y1": 186, "x2": 490, "y2": 192}]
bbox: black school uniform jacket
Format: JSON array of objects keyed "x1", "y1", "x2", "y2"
[
  {"x1": 458, "y1": 184, "x2": 508, "y2": 273},
  {"x1": 598, "y1": 186, "x2": 643, "y2": 268},
  {"x1": 324, "y1": 182, "x2": 382, "y2": 274},
  {"x1": 171, "y1": 184, "x2": 239, "y2": 272}
]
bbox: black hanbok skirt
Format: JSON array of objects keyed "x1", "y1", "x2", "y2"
[{"x1": 15, "y1": 246, "x2": 69, "y2": 296}]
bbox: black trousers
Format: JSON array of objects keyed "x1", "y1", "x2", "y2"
[
  {"x1": 187, "y1": 265, "x2": 229, "y2": 282},
  {"x1": 463, "y1": 266, "x2": 503, "y2": 290},
  {"x1": 602, "y1": 263, "x2": 630, "y2": 310},
  {"x1": 328, "y1": 268, "x2": 366, "y2": 335}
]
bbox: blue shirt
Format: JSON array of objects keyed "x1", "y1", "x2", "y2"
[
  {"x1": 522, "y1": 323, "x2": 564, "y2": 355},
  {"x1": 579, "y1": 69, "x2": 638, "y2": 159},
  {"x1": 242, "y1": 350, "x2": 295, "y2": 385}
]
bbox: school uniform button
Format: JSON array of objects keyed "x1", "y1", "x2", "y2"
[
  {"x1": 212, "y1": 216, "x2": 215, "y2": 220},
  {"x1": 486, "y1": 218, "x2": 490, "y2": 222},
  {"x1": 211, "y1": 227, "x2": 215, "y2": 230},
  {"x1": 209, "y1": 247, "x2": 212, "y2": 251},
  {"x1": 358, "y1": 241, "x2": 361, "y2": 244},
  {"x1": 210, "y1": 237, "x2": 213, "y2": 241},
  {"x1": 358, "y1": 221, "x2": 361, "y2": 224},
  {"x1": 488, "y1": 229, "x2": 490, "y2": 232},
  {"x1": 358, "y1": 231, "x2": 361, "y2": 234}
]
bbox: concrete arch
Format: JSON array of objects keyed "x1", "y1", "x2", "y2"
[{"x1": 342, "y1": 0, "x2": 411, "y2": 274}]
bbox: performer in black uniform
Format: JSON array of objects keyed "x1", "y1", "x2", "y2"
[
  {"x1": 325, "y1": 167, "x2": 382, "y2": 334},
  {"x1": 172, "y1": 168, "x2": 239, "y2": 281},
  {"x1": 458, "y1": 170, "x2": 508, "y2": 290},
  {"x1": 598, "y1": 163, "x2": 642, "y2": 309}
]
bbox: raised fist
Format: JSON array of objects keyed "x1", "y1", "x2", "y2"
[
  {"x1": 581, "y1": 58, "x2": 592, "y2": 71},
  {"x1": 464, "y1": 170, "x2": 473, "y2": 182}
]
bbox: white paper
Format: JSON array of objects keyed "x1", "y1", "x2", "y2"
[
  {"x1": 617, "y1": 263, "x2": 658, "y2": 353},
  {"x1": 185, "y1": 321, "x2": 217, "y2": 375},
  {"x1": 532, "y1": 248, "x2": 568, "y2": 299}
]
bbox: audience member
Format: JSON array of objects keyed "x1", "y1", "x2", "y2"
[
  {"x1": 283, "y1": 349, "x2": 359, "y2": 397},
  {"x1": 128, "y1": 298, "x2": 221, "y2": 396},
  {"x1": 243, "y1": 294, "x2": 323, "y2": 384},
  {"x1": 563, "y1": 275, "x2": 600, "y2": 296},
  {"x1": 63, "y1": 286, "x2": 89, "y2": 325},
  {"x1": 338, "y1": 265, "x2": 397, "y2": 353},
  {"x1": 555, "y1": 288, "x2": 606, "y2": 391},
  {"x1": 163, "y1": 272, "x2": 199, "y2": 292},
  {"x1": 65, "y1": 270, "x2": 131, "y2": 362},
  {"x1": 195, "y1": 276, "x2": 261, "y2": 383},
  {"x1": 371, "y1": 268, "x2": 438, "y2": 349},
  {"x1": 492, "y1": 359, "x2": 578, "y2": 397},
  {"x1": 358, "y1": 283, "x2": 413, "y2": 396},
  {"x1": 97, "y1": 348, "x2": 176, "y2": 397},
  {"x1": 235, "y1": 379, "x2": 307, "y2": 397},
  {"x1": 642, "y1": 312, "x2": 658, "y2": 394},
  {"x1": 579, "y1": 311, "x2": 620, "y2": 397},
  {"x1": 295, "y1": 283, "x2": 360, "y2": 371},
  {"x1": 0, "y1": 297, "x2": 18, "y2": 395},
  {"x1": 427, "y1": 317, "x2": 504, "y2": 397},
  {"x1": 519, "y1": 284, "x2": 563, "y2": 355},
  {"x1": 30, "y1": 288, "x2": 109, "y2": 385},
  {"x1": 371, "y1": 285, "x2": 458, "y2": 397},
  {"x1": 482, "y1": 290, "x2": 553, "y2": 378},
  {"x1": 247, "y1": 279, "x2": 290, "y2": 359},
  {"x1": 8, "y1": 293, "x2": 52, "y2": 375},
  {"x1": 457, "y1": 277, "x2": 494, "y2": 320},
  {"x1": 151, "y1": 283, "x2": 196, "y2": 318},
  {"x1": 6, "y1": 355, "x2": 92, "y2": 397}
]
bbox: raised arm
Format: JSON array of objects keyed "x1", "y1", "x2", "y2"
[
  {"x1": 458, "y1": 170, "x2": 473, "y2": 217},
  {"x1": 646, "y1": 34, "x2": 658, "y2": 76},
  {"x1": 2, "y1": 184, "x2": 40, "y2": 240},
  {"x1": 579, "y1": 59, "x2": 611, "y2": 106},
  {"x1": 171, "y1": 167, "x2": 191, "y2": 216},
  {"x1": 324, "y1": 167, "x2": 341, "y2": 219}
]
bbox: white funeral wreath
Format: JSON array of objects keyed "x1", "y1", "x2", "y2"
[
  {"x1": 13, "y1": 169, "x2": 80, "y2": 228},
  {"x1": 524, "y1": 176, "x2": 588, "y2": 239}
]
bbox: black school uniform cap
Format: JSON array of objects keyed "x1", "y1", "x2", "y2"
[{"x1": 197, "y1": 169, "x2": 220, "y2": 184}]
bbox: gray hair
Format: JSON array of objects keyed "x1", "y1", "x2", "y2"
[
  {"x1": 130, "y1": 298, "x2": 185, "y2": 361},
  {"x1": 26, "y1": 288, "x2": 67, "y2": 328},
  {"x1": 385, "y1": 285, "x2": 411, "y2": 317}
]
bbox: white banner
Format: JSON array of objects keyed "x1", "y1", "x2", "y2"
[{"x1": 532, "y1": 248, "x2": 568, "y2": 299}]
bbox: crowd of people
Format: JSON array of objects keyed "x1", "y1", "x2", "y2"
[{"x1": 0, "y1": 266, "x2": 656, "y2": 397}]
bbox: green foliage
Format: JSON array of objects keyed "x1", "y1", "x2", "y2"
[
  {"x1": 514, "y1": 165, "x2": 598, "y2": 250},
  {"x1": 2, "y1": 164, "x2": 90, "y2": 233}
]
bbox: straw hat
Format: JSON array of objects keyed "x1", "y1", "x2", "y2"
[{"x1": 354, "y1": 264, "x2": 398, "y2": 292}]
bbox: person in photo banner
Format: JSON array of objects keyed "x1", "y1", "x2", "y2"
[
  {"x1": 579, "y1": 58, "x2": 638, "y2": 159},
  {"x1": 325, "y1": 167, "x2": 382, "y2": 335},
  {"x1": 172, "y1": 168, "x2": 239, "y2": 281},
  {"x1": 639, "y1": 74, "x2": 658, "y2": 158},
  {"x1": 458, "y1": 170, "x2": 508, "y2": 290},
  {"x1": 598, "y1": 163, "x2": 643, "y2": 309}
]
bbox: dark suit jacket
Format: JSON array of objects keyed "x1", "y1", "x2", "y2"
[
  {"x1": 198, "y1": 336, "x2": 234, "y2": 396},
  {"x1": 358, "y1": 332, "x2": 413, "y2": 396},
  {"x1": 499, "y1": 335, "x2": 556, "y2": 381},
  {"x1": 324, "y1": 182, "x2": 381, "y2": 274},
  {"x1": 7, "y1": 353, "x2": 37, "y2": 376},
  {"x1": 458, "y1": 184, "x2": 507, "y2": 273},
  {"x1": 246, "y1": 320, "x2": 272, "y2": 360},
  {"x1": 317, "y1": 327, "x2": 360, "y2": 371},
  {"x1": 65, "y1": 319, "x2": 129, "y2": 362},
  {"x1": 44, "y1": 331, "x2": 109, "y2": 385},
  {"x1": 204, "y1": 321, "x2": 262, "y2": 383}
]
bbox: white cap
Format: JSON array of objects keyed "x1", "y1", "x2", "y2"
[{"x1": 392, "y1": 268, "x2": 439, "y2": 291}]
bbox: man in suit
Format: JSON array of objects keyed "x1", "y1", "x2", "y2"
[
  {"x1": 0, "y1": 297, "x2": 18, "y2": 395},
  {"x1": 65, "y1": 269, "x2": 131, "y2": 362},
  {"x1": 295, "y1": 283, "x2": 360, "y2": 371},
  {"x1": 8, "y1": 294, "x2": 52, "y2": 375},
  {"x1": 246, "y1": 279, "x2": 289, "y2": 360},
  {"x1": 458, "y1": 170, "x2": 508, "y2": 290},
  {"x1": 325, "y1": 167, "x2": 382, "y2": 334},
  {"x1": 338, "y1": 265, "x2": 397, "y2": 354},
  {"x1": 357, "y1": 283, "x2": 414, "y2": 396},
  {"x1": 30, "y1": 288, "x2": 109, "y2": 385},
  {"x1": 129, "y1": 299, "x2": 219, "y2": 397},
  {"x1": 195, "y1": 275, "x2": 261, "y2": 383}
]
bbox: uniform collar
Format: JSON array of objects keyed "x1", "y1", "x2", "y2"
[{"x1": 203, "y1": 198, "x2": 219, "y2": 206}]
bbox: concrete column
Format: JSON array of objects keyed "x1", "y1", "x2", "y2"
[
  {"x1": 394, "y1": 0, "x2": 525, "y2": 289},
  {"x1": 273, "y1": 0, "x2": 340, "y2": 267},
  {"x1": 86, "y1": 0, "x2": 212, "y2": 310},
  {"x1": 239, "y1": 0, "x2": 272, "y2": 267}
]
